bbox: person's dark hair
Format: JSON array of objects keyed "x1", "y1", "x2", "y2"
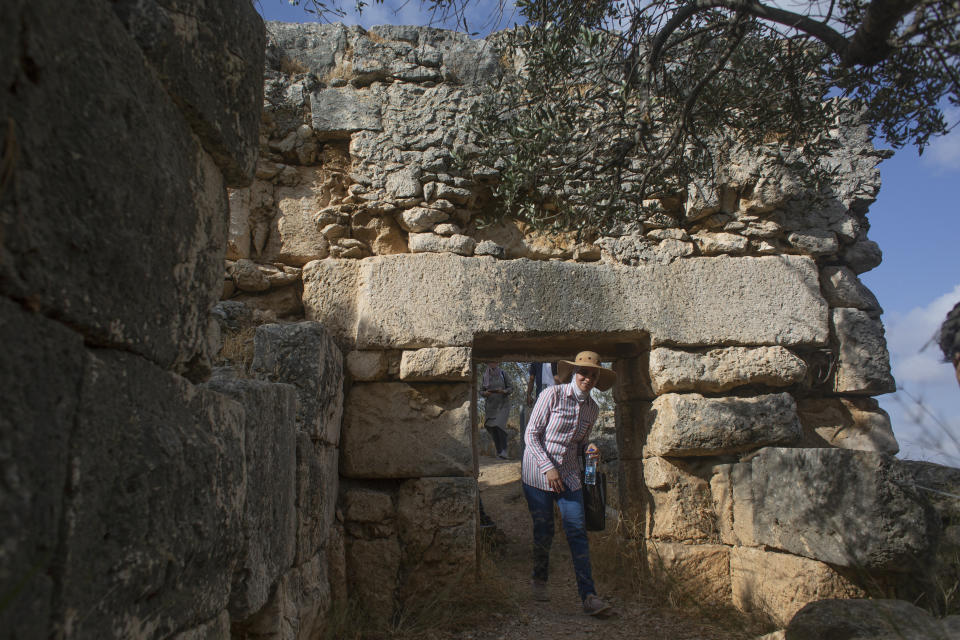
[{"x1": 937, "y1": 301, "x2": 960, "y2": 363}]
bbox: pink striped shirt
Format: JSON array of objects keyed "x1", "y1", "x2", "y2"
[{"x1": 522, "y1": 382, "x2": 599, "y2": 492}]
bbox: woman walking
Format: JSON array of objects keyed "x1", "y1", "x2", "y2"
[{"x1": 481, "y1": 361, "x2": 512, "y2": 459}]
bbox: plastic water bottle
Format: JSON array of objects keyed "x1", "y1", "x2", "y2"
[{"x1": 585, "y1": 458, "x2": 597, "y2": 485}]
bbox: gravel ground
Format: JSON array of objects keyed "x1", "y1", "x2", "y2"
[{"x1": 403, "y1": 456, "x2": 774, "y2": 640}]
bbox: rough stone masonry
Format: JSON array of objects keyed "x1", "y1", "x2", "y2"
[
  {"x1": 219, "y1": 20, "x2": 953, "y2": 631},
  {"x1": 0, "y1": 5, "x2": 954, "y2": 640}
]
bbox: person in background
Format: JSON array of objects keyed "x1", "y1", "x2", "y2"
[
  {"x1": 522, "y1": 361, "x2": 559, "y2": 446},
  {"x1": 481, "y1": 361, "x2": 512, "y2": 459},
  {"x1": 522, "y1": 350, "x2": 615, "y2": 616}
]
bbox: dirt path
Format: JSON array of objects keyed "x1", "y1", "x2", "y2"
[{"x1": 435, "y1": 456, "x2": 770, "y2": 640}]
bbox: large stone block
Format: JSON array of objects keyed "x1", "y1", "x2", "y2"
[
  {"x1": 399, "y1": 347, "x2": 472, "y2": 381},
  {"x1": 648, "y1": 346, "x2": 807, "y2": 394},
  {"x1": 0, "y1": 300, "x2": 87, "y2": 640},
  {"x1": 110, "y1": 0, "x2": 265, "y2": 185},
  {"x1": 785, "y1": 598, "x2": 955, "y2": 640},
  {"x1": 797, "y1": 396, "x2": 899, "y2": 454},
  {"x1": 345, "y1": 536, "x2": 401, "y2": 625},
  {"x1": 263, "y1": 175, "x2": 332, "y2": 266},
  {"x1": 311, "y1": 87, "x2": 383, "y2": 136},
  {"x1": 295, "y1": 436, "x2": 340, "y2": 565},
  {"x1": 341, "y1": 383, "x2": 472, "y2": 478},
  {"x1": 302, "y1": 259, "x2": 361, "y2": 349},
  {"x1": 233, "y1": 553, "x2": 331, "y2": 640},
  {"x1": 730, "y1": 547, "x2": 865, "y2": 626},
  {"x1": 646, "y1": 542, "x2": 731, "y2": 605},
  {"x1": 59, "y1": 350, "x2": 246, "y2": 638},
  {"x1": 820, "y1": 266, "x2": 882, "y2": 314},
  {"x1": 205, "y1": 376, "x2": 298, "y2": 619},
  {"x1": 169, "y1": 611, "x2": 230, "y2": 640},
  {"x1": 1, "y1": 0, "x2": 228, "y2": 375},
  {"x1": 301, "y1": 254, "x2": 829, "y2": 349},
  {"x1": 396, "y1": 477, "x2": 477, "y2": 601},
  {"x1": 831, "y1": 308, "x2": 896, "y2": 395},
  {"x1": 644, "y1": 457, "x2": 719, "y2": 542},
  {"x1": 728, "y1": 448, "x2": 938, "y2": 571},
  {"x1": 251, "y1": 321, "x2": 344, "y2": 446},
  {"x1": 646, "y1": 393, "x2": 802, "y2": 457}
]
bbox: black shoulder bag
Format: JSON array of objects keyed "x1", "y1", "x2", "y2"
[{"x1": 580, "y1": 451, "x2": 607, "y2": 531}]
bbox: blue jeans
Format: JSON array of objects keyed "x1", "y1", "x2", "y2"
[{"x1": 522, "y1": 482, "x2": 596, "y2": 602}]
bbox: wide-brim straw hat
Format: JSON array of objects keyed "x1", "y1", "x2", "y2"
[{"x1": 556, "y1": 351, "x2": 617, "y2": 392}]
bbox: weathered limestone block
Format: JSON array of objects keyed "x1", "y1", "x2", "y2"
[
  {"x1": 61, "y1": 350, "x2": 245, "y2": 638},
  {"x1": 730, "y1": 547, "x2": 866, "y2": 627},
  {"x1": 344, "y1": 487, "x2": 396, "y2": 538},
  {"x1": 311, "y1": 87, "x2": 383, "y2": 136},
  {"x1": 294, "y1": 436, "x2": 339, "y2": 565},
  {"x1": 710, "y1": 463, "x2": 738, "y2": 545},
  {"x1": 399, "y1": 347, "x2": 472, "y2": 381},
  {"x1": 820, "y1": 266, "x2": 882, "y2": 314},
  {"x1": 644, "y1": 457, "x2": 719, "y2": 541},
  {"x1": 400, "y1": 206, "x2": 449, "y2": 232},
  {"x1": 408, "y1": 232, "x2": 476, "y2": 255},
  {"x1": 251, "y1": 322, "x2": 344, "y2": 446},
  {"x1": 264, "y1": 177, "x2": 332, "y2": 266},
  {"x1": 347, "y1": 350, "x2": 389, "y2": 380},
  {"x1": 615, "y1": 400, "x2": 652, "y2": 460},
  {"x1": 170, "y1": 611, "x2": 231, "y2": 640},
  {"x1": 648, "y1": 346, "x2": 807, "y2": 394},
  {"x1": 341, "y1": 383, "x2": 472, "y2": 478},
  {"x1": 831, "y1": 308, "x2": 896, "y2": 394},
  {"x1": 110, "y1": 0, "x2": 265, "y2": 185},
  {"x1": 902, "y1": 461, "x2": 960, "y2": 602},
  {"x1": 646, "y1": 393, "x2": 802, "y2": 457},
  {"x1": 301, "y1": 254, "x2": 828, "y2": 349},
  {"x1": 786, "y1": 599, "x2": 956, "y2": 640},
  {"x1": 1, "y1": 0, "x2": 228, "y2": 374},
  {"x1": 234, "y1": 553, "x2": 331, "y2": 640},
  {"x1": 396, "y1": 478, "x2": 477, "y2": 601},
  {"x1": 646, "y1": 542, "x2": 731, "y2": 605},
  {"x1": 0, "y1": 300, "x2": 87, "y2": 639},
  {"x1": 787, "y1": 230, "x2": 838, "y2": 256},
  {"x1": 346, "y1": 537, "x2": 401, "y2": 626},
  {"x1": 234, "y1": 285, "x2": 304, "y2": 318},
  {"x1": 692, "y1": 231, "x2": 749, "y2": 255},
  {"x1": 205, "y1": 376, "x2": 298, "y2": 620},
  {"x1": 797, "y1": 397, "x2": 899, "y2": 454},
  {"x1": 351, "y1": 210, "x2": 408, "y2": 255},
  {"x1": 728, "y1": 448, "x2": 938, "y2": 571},
  {"x1": 230, "y1": 258, "x2": 271, "y2": 292},
  {"x1": 228, "y1": 188, "x2": 252, "y2": 259},
  {"x1": 842, "y1": 238, "x2": 883, "y2": 274},
  {"x1": 302, "y1": 259, "x2": 360, "y2": 346}
]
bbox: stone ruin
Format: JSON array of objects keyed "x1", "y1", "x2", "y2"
[{"x1": 3, "y1": 2, "x2": 959, "y2": 639}]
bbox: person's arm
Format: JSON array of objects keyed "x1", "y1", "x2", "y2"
[{"x1": 480, "y1": 367, "x2": 491, "y2": 397}]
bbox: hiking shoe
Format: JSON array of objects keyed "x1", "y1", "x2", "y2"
[
  {"x1": 497, "y1": 452, "x2": 509, "y2": 459},
  {"x1": 583, "y1": 594, "x2": 611, "y2": 616},
  {"x1": 531, "y1": 579, "x2": 549, "y2": 602}
]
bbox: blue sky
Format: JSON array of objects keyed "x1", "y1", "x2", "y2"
[{"x1": 257, "y1": 1, "x2": 960, "y2": 465}]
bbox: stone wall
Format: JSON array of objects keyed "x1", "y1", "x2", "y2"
[
  {"x1": 219, "y1": 21, "x2": 952, "y2": 627},
  {"x1": 0, "y1": 2, "x2": 347, "y2": 639}
]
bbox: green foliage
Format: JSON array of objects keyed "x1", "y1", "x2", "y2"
[{"x1": 278, "y1": 0, "x2": 959, "y2": 232}]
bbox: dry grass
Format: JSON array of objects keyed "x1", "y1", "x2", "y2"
[
  {"x1": 218, "y1": 326, "x2": 256, "y2": 374},
  {"x1": 279, "y1": 55, "x2": 310, "y2": 76}
]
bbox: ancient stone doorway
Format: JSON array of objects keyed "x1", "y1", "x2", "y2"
[{"x1": 472, "y1": 334, "x2": 653, "y2": 524}]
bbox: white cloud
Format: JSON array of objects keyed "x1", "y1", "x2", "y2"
[
  {"x1": 879, "y1": 284, "x2": 960, "y2": 464},
  {"x1": 921, "y1": 106, "x2": 960, "y2": 173}
]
